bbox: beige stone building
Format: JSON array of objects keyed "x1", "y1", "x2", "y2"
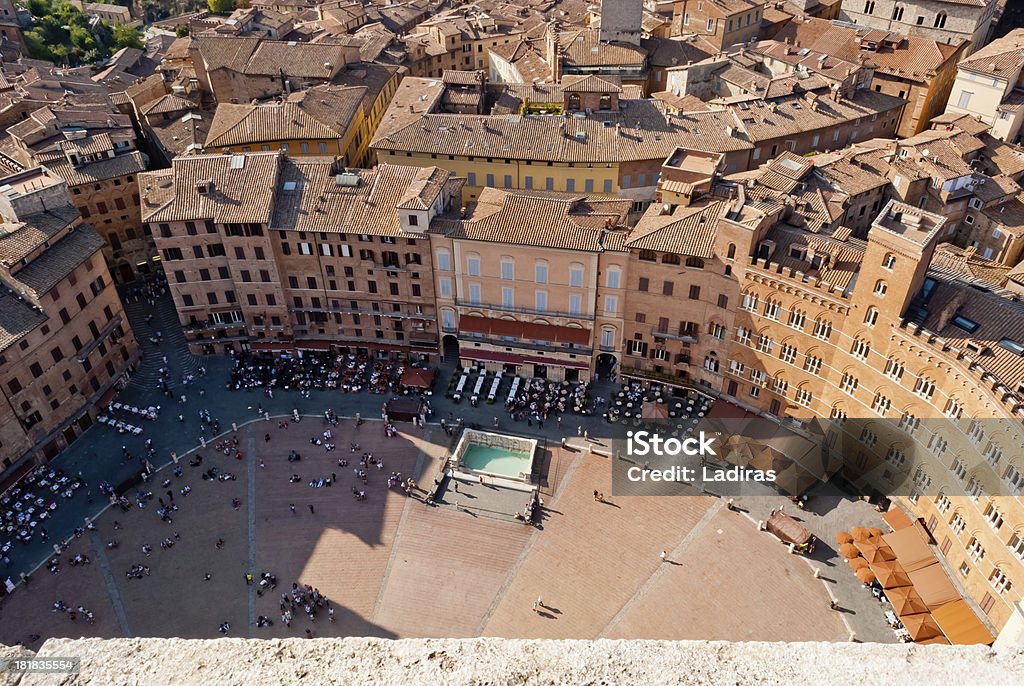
[
  {"x1": 0, "y1": 167, "x2": 139, "y2": 475},
  {"x1": 839, "y1": 0, "x2": 998, "y2": 53},
  {"x1": 186, "y1": 36, "x2": 362, "y2": 104},
  {"x1": 141, "y1": 154, "x2": 457, "y2": 360},
  {"x1": 430, "y1": 188, "x2": 630, "y2": 381},
  {"x1": 943, "y1": 29, "x2": 1024, "y2": 144},
  {"x1": 372, "y1": 70, "x2": 903, "y2": 209}
]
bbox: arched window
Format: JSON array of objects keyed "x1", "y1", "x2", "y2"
[
  {"x1": 704, "y1": 351, "x2": 720, "y2": 372},
  {"x1": 661, "y1": 253, "x2": 680, "y2": 265},
  {"x1": 914, "y1": 376, "x2": 936, "y2": 399},
  {"x1": 864, "y1": 306, "x2": 878, "y2": 326},
  {"x1": 567, "y1": 93, "x2": 581, "y2": 110},
  {"x1": 639, "y1": 250, "x2": 657, "y2": 262},
  {"x1": 727, "y1": 243, "x2": 736, "y2": 259},
  {"x1": 934, "y1": 12, "x2": 946, "y2": 28},
  {"x1": 874, "y1": 279, "x2": 888, "y2": 296},
  {"x1": 884, "y1": 357, "x2": 905, "y2": 380},
  {"x1": 882, "y1": 253, "x2": 896, "y2": 269},
  {"x1": 863, "y1": 0, "x2": 875, "y2": 13},
  {"x1": 441, "y1": 308, "x2": 456, "y2": 331},
  {"x1": 685, "y1": 256, "x2": 705, "y2": 268},
  {"x1": 600, "y1": 327, "x2": 615, "y2": 348},
  {"x1": 892, "y1": 5, "x2": 904, "y2": 21},
  {"x1": 599, "y1": 93, "x2": 612, "y2": 110}
]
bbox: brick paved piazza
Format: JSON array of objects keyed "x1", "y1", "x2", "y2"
[{"x1": 0, "y1": 419, "x2": 845, "y2": 643}]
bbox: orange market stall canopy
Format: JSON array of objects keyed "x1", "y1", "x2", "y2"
[
  {"x1": 930, "y1": 599, "x2": 995, "y2": 645},
  {"x1": 640, "y1": 400, "x2": 670, "y2": 420},
  {"x1": 400, "y1": 367, "x2": 436, "y2": 391}
]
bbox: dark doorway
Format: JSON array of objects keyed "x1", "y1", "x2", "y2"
[
  {"x1": 442, "y1": 335, "x2": 459, "y2": 363},
  {"x1": 535, "y1": 365, "x2": 547, "y2": 379},
  {"x1": 118, "y1": 263, "x2": 135, "y2": 283},
  {"x1": 596, "y1": 353, "x2": 617, "y2": 379},
  {"x1": 565, "y1": 368, "x2": 579, "y2": 382}
]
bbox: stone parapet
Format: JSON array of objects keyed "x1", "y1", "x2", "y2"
[{"x1": 1, "y1": 638, "x2": 1022, "y2": 685}]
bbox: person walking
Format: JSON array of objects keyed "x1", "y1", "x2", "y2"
[
  {"x1": 289, "y1": 504, "x2": 296, "y2": 515},
  {"x1": 660, "y1": 550, "x2": 668, "y2": 563},
  {"x1": 308, "y1": 504, "x2": 315, "y2": 515}
]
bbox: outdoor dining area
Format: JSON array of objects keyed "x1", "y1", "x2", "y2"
[
  {"x1": 1, "y1": 465, "x2": 84, "y2": 554},
  {"x1": 604, "y1": 382, "x2": 698, "y2": 424},
  {"x1": 838, "y1": 515, "x2": 994, "y2": 646},
  {"x1": 445, "y1": 366, "x2": 594, "y2": 415},
  {"x1": 227, "y1": 351, "x2": 439, "y2": 398},
  {"x1": 98, "y1": 402, "x2": 162, "y2": 435}
]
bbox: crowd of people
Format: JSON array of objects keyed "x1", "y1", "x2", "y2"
[
  {"x1": 227, "y1": 351, "x2": 422, "y2": 397},
  {"x1": 505, "y1": 378, "x2": 595, "y2": 428}
]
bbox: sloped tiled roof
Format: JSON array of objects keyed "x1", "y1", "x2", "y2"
[
  {"x1": 141, "y1": 151, "x2": 282, "y2": 224},
  {"x1": 625, "y1": 200, "x2": 726, "y2": 257},
  {"x1": 433, "y1": 186, "x2": 631, "y2": 252},
  {"x1": 13, "y1": 225, "x2": 106, "y2": 297},
  {"x1": 959, "y1": 28, "x2": 1024, "y2": 78},
  {"x1": 0, "y1": 206, "x2": 80, "y2": 267}
]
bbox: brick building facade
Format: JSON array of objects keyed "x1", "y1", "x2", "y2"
[{"x1": 0, "y1": 168, "x2": 139, "y2": 475}]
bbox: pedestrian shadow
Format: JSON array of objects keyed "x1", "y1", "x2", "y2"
[
  {"x1": 536, "y1": 610, "x2": 556, "y2": 619},
  {"x1": 599, "y1": 500, "x2": 621, "y2": 509},
  {"x1": 663, "y1": 560, "x2": 682, "y2": 566},
  {"x1": 541, "y1": 605, "x2": 561, "y2": 615}
]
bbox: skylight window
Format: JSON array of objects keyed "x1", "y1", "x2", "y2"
[
  {"x1": 998, "y1": 338, "x2": 1024, "y2": 355},
  {"x1": 952, "y1": 315, "x2": 980, "y2": 333}
]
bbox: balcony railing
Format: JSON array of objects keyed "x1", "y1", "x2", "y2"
[
  {"x1": 653, "y1": 330, "x2": 698, "y2": 344},
  {"x1": 289, "y1": 305, "x2": 435, "y2": 321},
  {"x1": 454, "y1": 299, "x2": 594, "y2": 321},
  {"x1": 76, "y1": 315, "x2": 123, "y2": 362},
  {"x1": 463, "y1": 334, "x2": 592, "y2": 357}
]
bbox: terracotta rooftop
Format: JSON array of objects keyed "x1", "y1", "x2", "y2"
[
  {"x1": 13, "y1": 224, "x2": 106, "y2": 297},
  {"x1": 203, "y1": 86, "x2": 366, "y2": 149},
  {"x1": 625, "y1": 200, "x2": 727, "y2": 257},
  {"x1": 770, "y1": 17, "x2": 962, "y2": 82},
  {"x1": 432, "y1": 187, "x2": 631, "y2": 252},
  {"x1": 958, "y1": 28, "x2": 1024, "y2": 78},
  {"x1": 140, "y1": 151, "x2": 283, "y2": 225},
  {"x1": 0, "y1": 206, "x2": 80, "y2": 268}
]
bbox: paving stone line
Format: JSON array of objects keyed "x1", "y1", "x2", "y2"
[
  {"x1": 87, "y1": 529, "x2": 133, "y2": 637},
  {"x1": 597, "y1": 499, "x2": 726, "y2": 639},
  {"x1": 474, "y1": 448, "x2": 588, "y2": 635},
  {"x1": 246, "y1": 432, "x2": 257, "y2": 638}
]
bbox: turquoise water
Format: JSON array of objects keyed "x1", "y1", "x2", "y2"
[{"x1": 461, "y1": 444, "x2": 531, "y2": 479}]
